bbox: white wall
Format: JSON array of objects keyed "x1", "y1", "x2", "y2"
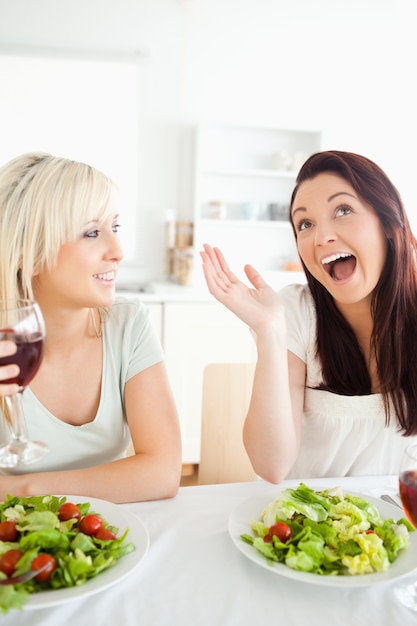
[
  {"x1": 179, "y1": 0, "x2": 417, "y2": 227},
  {"x1": 0, "y1": 0, "x2": 185, "y2": 285},
  {"x1": 0, "y1": 0, "x2": 416, "y2": 282},
  {"x1": 0, "y1": 53, "x2": 141, "y2": 260}
]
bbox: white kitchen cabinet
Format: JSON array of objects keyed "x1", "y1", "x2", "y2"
[
  {"x1": 162, "y1": 301, "x2": 256, "y2": 463},
  {"x1": 123, "y1": 281, "x2": 306, "y2": 464},
  {"x1": 192, "y1": 123, "x2": 321, "y2": 286}
]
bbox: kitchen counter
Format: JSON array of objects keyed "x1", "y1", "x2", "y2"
[
  {"x1": 116, "y1": 281, "x2": 214, "y2": 303},
  {"x1": 116, "y1": 271, "x2": 306, "y2": 303}
]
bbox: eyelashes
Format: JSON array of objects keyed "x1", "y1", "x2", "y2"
[
  {"x1": 84, "y1": 224, "x2": 121, "y2": 238},
  {"x1": 294, "y1": 204, "x2": 353, "y2": 233},
  {"x1": 294, "y1": 219, "x2": 312, "y2": 233}
]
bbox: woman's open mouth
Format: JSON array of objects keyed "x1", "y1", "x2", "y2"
[{"x1": 321, "y1": 253, "x2": 357, "y2": 281}]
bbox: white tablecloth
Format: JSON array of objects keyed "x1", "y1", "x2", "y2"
[{"x1": 3, "y1": 475, "x2": 416, "y2": 626}]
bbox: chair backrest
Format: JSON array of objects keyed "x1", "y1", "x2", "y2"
[{"x1": 198, "y1": 363, "x2": 256, "y2": 485}]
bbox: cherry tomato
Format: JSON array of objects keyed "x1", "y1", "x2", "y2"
[
  {"x1": 95, "y1": 528, "x2": 117, "y2": 541},
  {"x1": 79, "y1": 514, "x2": 103, "y2": 536},
  {"x1": 0, "y1": 520, "x2": 18, "y2": 542},
  {"x1": 58, "y1": 502, "x2": 82, "y2": 522},
  {"x1": 0, "y1": 549, "x2": 23, "y2": 576},
  {"x1": 269, "y1": 521, "x2": 292, "y2": 543},
  {"x1": 31, "y1": 553, "x2": 57, "y2": 582}
]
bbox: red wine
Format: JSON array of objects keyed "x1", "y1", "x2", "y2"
[
  {"x1": 399, "y1": 470, "x2": 417, "y2": 527},
  {"x1": 0, "y1": 331, "x2": 44, "y2": 387}
]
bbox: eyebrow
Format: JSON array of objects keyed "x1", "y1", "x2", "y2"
[
  {"x1": 291, "y1": 191, "x2": 357, "y2": 218},
  {"x1": 83, "y1": 214, "x2": 120, "y2": 227}
]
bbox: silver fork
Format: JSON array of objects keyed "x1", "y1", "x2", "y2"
[
  {"x1": 0, "y1": 562, "x2": 49, "y2": 586},
  {"x1": 380, "y1": 494, "x2": 402, "y2": 509}
]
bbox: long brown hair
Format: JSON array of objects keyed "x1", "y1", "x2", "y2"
[{"x1": 289, "y1": 151, "x2": 417, "y2": 435}]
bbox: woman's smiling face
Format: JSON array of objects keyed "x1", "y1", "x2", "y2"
[{"x1": 291, "y1": 172, "x2": 388, "y2": 307}]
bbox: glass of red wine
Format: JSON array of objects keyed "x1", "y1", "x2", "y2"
[
  {"x1": 0, "y1": 299, "x2": 48, "y2": 467},
  {"x1": 394, "y1": 443, "x2": 417, "y2": 610}
]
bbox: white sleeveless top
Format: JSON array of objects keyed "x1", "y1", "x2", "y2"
[{"x1": 280, "y1": 283, "x2": 416, "y2": 479}]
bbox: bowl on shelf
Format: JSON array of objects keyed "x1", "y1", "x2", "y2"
[
  {"x1": 241, "y1": 202, "x2": 261, "y2": 220},
  {"x1": 268, "y1": 203, "x2": 290, "y2": 221}
]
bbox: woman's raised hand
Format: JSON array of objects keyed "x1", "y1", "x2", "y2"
[{"x1": 200, "y1": 244, "x2": 285, "y2": 333}]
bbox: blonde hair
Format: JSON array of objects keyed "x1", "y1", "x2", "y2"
[{"x1": 0, "y1": 152, "x2": 117, "y2": 302}]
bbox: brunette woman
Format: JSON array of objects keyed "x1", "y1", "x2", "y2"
[{"x1": 201, "y1": 151, "x2": 417, "y2": 482}]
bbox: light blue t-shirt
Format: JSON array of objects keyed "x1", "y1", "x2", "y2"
[{"x1": 0, "y1": 298, "x2": 164, "y2": 474}]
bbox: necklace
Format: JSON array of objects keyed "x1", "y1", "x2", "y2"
[{"x1": 89, "y1": 308, "x2": 102, "y2": 338}]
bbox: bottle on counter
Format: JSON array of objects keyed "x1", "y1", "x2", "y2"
[
  {"x1": 165, "y1": 210, "x2": 177, "y2": 278},
  {"x1": 173, "y1": 246, "x2": 194, "y2": 286},
  {"x1": 164, "y1": 215, "x2": 194, "y2": 285},
  {"x1": 175, "y1": 221, "x2": 194, "y2": 247}
]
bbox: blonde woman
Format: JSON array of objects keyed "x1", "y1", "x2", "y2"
[{"x1": 0, "y1": 152, "x2": 182, "y2": 503}]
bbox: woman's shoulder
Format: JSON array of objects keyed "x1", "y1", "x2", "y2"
[
  {"x1": 279, "y1": 282, "x2": 316, "y2": 352},
  {"x1": 105, "y1": 297, "x2": 150, "y2": 328},
  {"x1": 278, "y1": 282, "x2": 314, "y2": 312},
  {"x1": 111, "y1": 296, "x2": 147, "y2": 312}
]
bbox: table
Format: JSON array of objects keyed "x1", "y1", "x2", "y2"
[{"x1": 3, "y1": 475, "x2": 416, "y2": 626}]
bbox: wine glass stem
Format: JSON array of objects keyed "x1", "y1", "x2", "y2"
[{"x1": 4, "y1": 392, "x2": 29, "y2": 445}]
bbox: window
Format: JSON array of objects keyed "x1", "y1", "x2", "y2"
[{"x1": 0, "y1": 50, "x2": 141, "y2": 260}]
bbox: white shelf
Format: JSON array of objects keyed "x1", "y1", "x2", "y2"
[
  {"x1": 192, "y1": 123, "x2": 321, "y2": 280},
  {"x1": 198, "y1": 218, "x2": 291, "y2": 228},
  {"x1": 201, "y1": 168, "x2": 297, "y2": 179}
]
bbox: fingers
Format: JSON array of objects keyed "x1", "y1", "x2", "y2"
[
  {"x1": 201, "y1": 245, "x2": 272, "y2": 294},
  {"x1": 211, "y1": 247, "x2": 234, "y2": 279},
  {"x1": 201, "y1": 254, "x2": 229, "y2": 295},
  {"x1": 0, "y1": 341, "x2": 19, "y2": 395},
  {"x1": 0, "y1": 382, "x2": 20, "y2": 396},
  {"x1": 0, "y1": 341, "x2": 17, "y2": 358},
  {"x1": 0, "y1": 364, "x2": 19, "y2": 381},
  {"x1": 201, "y1": 244, "x2": 225, "y2": 275},
  {"x1": 244, "y1": 264, "x2": 268, "y2": 290},
  {"x1": 201, "y1": 245, "x2": 237, "y2": 280},
  {"x1": 200, "y1": 244, "x2": 238, "y2": 295}
]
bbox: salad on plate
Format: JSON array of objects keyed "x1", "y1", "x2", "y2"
[
  {"x1": 241, "y1": 483, "x2": 413, "y2": 577},
  {"x1": 0, "y1": 494, "x2": 135, "y2": 613}
]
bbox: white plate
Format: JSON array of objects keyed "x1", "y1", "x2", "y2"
[
  {"x1": 24, "y1": 496, "x2": 149, "y2": 610},
  {"x1": 228, "y1": 487, "x2": 417, "y2": 587}
]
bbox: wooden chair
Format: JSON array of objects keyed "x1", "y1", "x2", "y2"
[{"x1": 198, "y1": 363, "x2": 257, "y2": 485}]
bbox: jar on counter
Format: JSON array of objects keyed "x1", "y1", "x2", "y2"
[
  {"x1": 173, "y1": 246, "x2": 194, "y2": 286},
  {"x1": 175, "y1": 221, "x2": 194, "y2": 248},
  {"x1": 208, "y1": 201, "x2": 227, "y2": 219}
]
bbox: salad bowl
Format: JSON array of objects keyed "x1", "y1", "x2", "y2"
[
  {"x1": 0, "y1": 495, "x2": 149, "y2": 610},
  {"x1": 228, "y1": 487, "x2": 417, "y2": 587}
]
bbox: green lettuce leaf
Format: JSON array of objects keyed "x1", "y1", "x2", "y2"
[
  {"x1": 261, "y1": 483, "x2": 330, "y2": 525},
  {"x1": 242, "y1": 483, "x2": 413, "y2": 578}
]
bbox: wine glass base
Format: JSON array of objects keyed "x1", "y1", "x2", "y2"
[
  {"x1": 394, "y1": 581, "x2": 417, "y2": 611},
  {"x1": 0, "y1": 441, "x2": 48, "y2": 468}
]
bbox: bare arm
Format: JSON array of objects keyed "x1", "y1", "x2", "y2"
[
  {"x1": 200, "y1": 244, "x2": 305, "y2": 482},
  {"x1": 243, "y1": 344, "x2": 305, "y2": 483},
  {"x1": 0, "y1": 362, "x2": 182, "y2": 503}
]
